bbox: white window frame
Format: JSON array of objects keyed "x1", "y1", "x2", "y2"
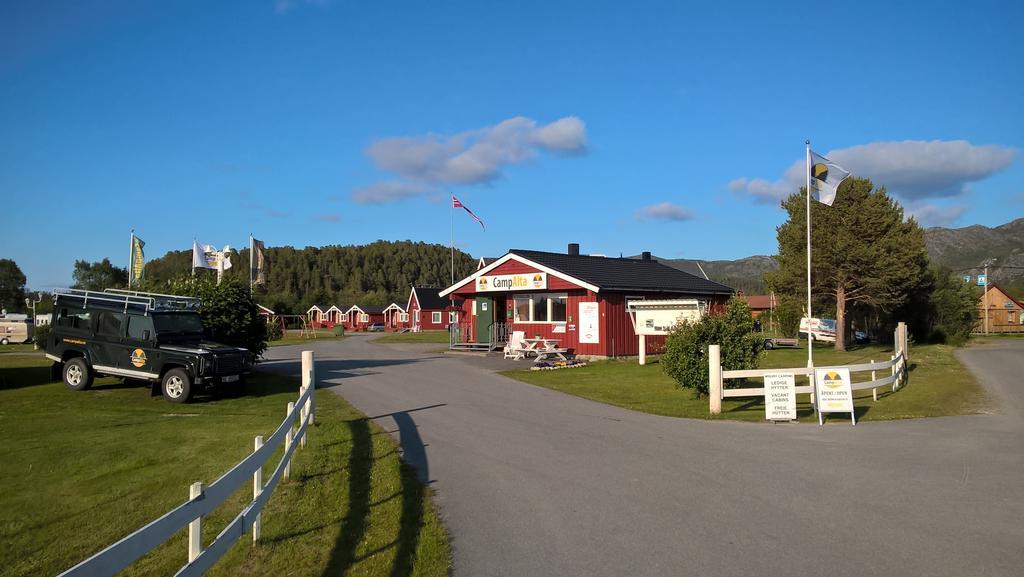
[
  {"x1": 513, "y1": 292, "x2": 568, "y2": 324},
  {"x1": 449, "y1": 311, "x2": 458, "y2": 323},
  {"x1": 399, "y1": 312, "x2": 409, "y2": 322},
  {"x1": 359, "y1": 313, "x2": 369, "y2": 323},
  {"x1": 431, "y1": 311, "x2": 442, "y2": 324}
]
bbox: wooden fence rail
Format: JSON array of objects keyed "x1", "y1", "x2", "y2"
[
  {"x1": 57, "y1": 351, "x2": 317, "y2": 577},
  {"x1": 709, "y1": 322, "x2": 909, "y2": 417}
]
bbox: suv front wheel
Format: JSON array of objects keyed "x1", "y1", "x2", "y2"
[
  {"x1": 63, "y1": 357, "x2": 94, "y2": 391},
  {"x1": 162, "y1": 369, "x2": 193, "y2": 403}
]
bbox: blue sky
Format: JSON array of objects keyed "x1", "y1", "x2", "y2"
[{"x1": 3, "y1": 0, "x2": 1022, "y2": 290}]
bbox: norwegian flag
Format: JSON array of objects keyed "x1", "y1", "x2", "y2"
[{"x1": 452, "y1": 195, "x2": 485, "y2": 230}]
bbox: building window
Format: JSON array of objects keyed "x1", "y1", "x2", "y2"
[
  {"x1": 514, "y1": 293, "x2": 568, "y2": 323},
  {"x1": 432, "y1": 311, "x2": 442, "y2": 324},
  {"x1": 359, "y1": 313, "x2": 369, "y2": 323},
  {"x1": 400, "y1": 313, "x2": 409, "y2": 322},
  {"x1": 449, "y1": 311, "x2": 458, "y2": 323}
]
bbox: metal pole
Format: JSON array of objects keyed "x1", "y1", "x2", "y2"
[
  {"x1": 805, "y1": 141, "x2": 813, "y2": 369},
  {"x1": 984, "y1": 264, "x2": 989, "y2": 334},
  {"x1": 128, "y1": 230, "x2": 134, "y2": 288},
  {"x1": 249, "y1": 234, "x2": 254, "y2": 296}
]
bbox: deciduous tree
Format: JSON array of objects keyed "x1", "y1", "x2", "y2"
[
  {"x1": 72, "y1": 258, "x2": 128, "y2": 291},
  {"x1": 0, "y1": 259, "x2": 27, "y2": 313}
]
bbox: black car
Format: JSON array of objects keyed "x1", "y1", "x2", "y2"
[{"x1": 45, "y1": 289, "x2": 252, "y2": 403}]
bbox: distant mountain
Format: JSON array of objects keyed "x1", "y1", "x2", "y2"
[
  {"x1": 925, "y1": 218, "x2": 1024, "y2": 295},
  {"x1": 640, "y1": 218, "x2": 1024, "y2": 297}
]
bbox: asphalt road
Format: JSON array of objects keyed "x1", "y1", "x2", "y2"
[{"x1": 263, "y1": 336, "x2": 1024, "y2": 577}]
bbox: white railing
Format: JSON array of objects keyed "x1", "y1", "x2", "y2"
[
  {"x1": 709, "y1": 322, "x2": 909, "y2": 415},
  {"x1": 57, "y1": 351, "x2": 318, "y2": 577}
]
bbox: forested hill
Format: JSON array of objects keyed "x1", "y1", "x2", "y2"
[{"x1": 144, "y1": 240, "x2": 476, "y2": 314}]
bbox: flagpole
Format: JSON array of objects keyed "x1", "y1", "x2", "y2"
[
  {"x1": 128, "y1": 229, "x2": 135, "y2": 289},
  {"x1": 249, "y1": 234, "x2": 254, "y2": 296},
  {"x1": 450, "y1": 196, "x2": 455, "y2": 286},
  {"x1": 805, "y1": 140, "x2": 813, "y2": 370}
]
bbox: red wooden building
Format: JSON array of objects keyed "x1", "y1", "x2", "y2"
[
  {"x1": 383, "y1": 303, "x2": 409, "y2": 331},
  {"x1": 407, "y1": 287, "x2": 461, "y2": 332},
  {"x1": 440, "y1": 244, "x2": 734, "y2": 357},
  {"x1": 345, "y1": 305, "x2": 386, "y2": 331}
]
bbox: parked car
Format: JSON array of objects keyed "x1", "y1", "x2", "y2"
[
  {"x1": 367, "y1": 322, "x2": 386, "y2": 332},
  {"x1": 46, "y1": 288, "x2": 252, "y2": 403}
]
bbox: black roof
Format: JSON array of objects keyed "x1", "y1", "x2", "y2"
[
  {"x1": 508, "y1": 249, "x2": 734, "y2": 295},
  {"x1": 353, "y1": 304, "x2": 387, "y2": 315},
  {"x1": 412, "y1": 287, "x2": 462, "y2": 310}
]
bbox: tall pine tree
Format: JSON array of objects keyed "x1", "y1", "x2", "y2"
[{"x1": 766, "y1": 177, "x2": 930, "y2": 351}]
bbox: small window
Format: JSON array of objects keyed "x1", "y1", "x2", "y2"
[
  {"x1": 360, "y1": 313, "x2": 369, "y2": 323},
  {"x1": 127, "y1": 315, "x2": 154, "y2": 340},
  {"x1": 96, "y1": 312, "x2": 125, "y2": 337},
  {"x1": 399, "y1": 313, "x2": 409, "y2": 322},
  {"x1": 449, "y1": 311, "x2": 458, "y2": 323},
  {"x1": 432, "y1": 311, "x2": 442, "y2": 324}
]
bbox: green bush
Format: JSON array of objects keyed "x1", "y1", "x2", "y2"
[
  {"x1": 661, "y1": 296, "x2": 763, "y2": 396},
  {"x1": 33, "y1": 323, "x2": 51, "y2": 348},
  {"x1": 929, "y1": 270, "x2": 976, "y2": 346},
  {"x1": 153, "y1": 277, "x2": 268, "y2": 358},
  {"x1": 332, "y1": 325, "x2": 345, "y2": 337},
  {"x1": 265, "y1": 319, "x2": 284, "y2": 341}
]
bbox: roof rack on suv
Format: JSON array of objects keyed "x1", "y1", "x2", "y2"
[{"x1": 54, "y1": 288, "x2": 202, "y2": 315}]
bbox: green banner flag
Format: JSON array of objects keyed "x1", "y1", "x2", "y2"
[{"x1": 131, "y1": 235, "x2": 145, "y2": 286}]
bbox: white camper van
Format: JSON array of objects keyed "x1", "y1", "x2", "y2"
[
  {"x1": 798, "y1": 317, "x2": 836, "y2": 343},
  {"x1": 0, "y1": 318, "x2": 33, "y2": 345}
]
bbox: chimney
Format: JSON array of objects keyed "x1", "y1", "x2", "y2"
[
  {"x1": 568, "y1": 243, "x2": 580, "y2": 256},
  {"x1": 641, "y1": 251, "x2": 652, "y2": 261}
]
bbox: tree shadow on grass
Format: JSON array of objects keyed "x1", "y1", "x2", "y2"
[{"x1": 321, "y1": 417, "x2": 373, "y2": 577}]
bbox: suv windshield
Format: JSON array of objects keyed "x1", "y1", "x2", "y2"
[{"x1": 153, "y1": 313, "x2": 206, "y2": 336}]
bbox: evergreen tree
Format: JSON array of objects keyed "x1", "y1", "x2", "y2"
[{"x1": 766, "y1": 177, "x2": 930, "y2": 351}]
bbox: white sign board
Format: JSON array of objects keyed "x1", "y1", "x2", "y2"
[
  {"x1": 815, "y1": 367, "x2": 855, "y2": 425},
  {"x1": 476, "y1": 272, "x2": 547, "y2": 292},
  {"x1": 579, "y1": 302, "x2": 600, "y2": 344},
  {"x1": 626, "y1": 299, "x2": 704, "y2": 336},
  {"x1": 763, "y1": 373, "x2": 796, "y2": 421}
]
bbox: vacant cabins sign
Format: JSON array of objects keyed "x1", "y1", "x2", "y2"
[{"x1": 476, "y1": 272, "x2": 547, "y2": 292}]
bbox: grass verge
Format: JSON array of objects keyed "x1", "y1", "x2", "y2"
[
  {"x1": 373, "y1": 331, "x2": 450, "y2": 344},
  {"x1": 0, "y1": 354, "x2": 449, "y2": 577},
  {"x1": 0, "y1": 343, "x2": 37, "y2": 354},
  {"x1": 268, "y1": 329, "x2": 345, "y2": 347},
  {"x1": 502, "y1": 343, "x2": 989, "y2": 423}
]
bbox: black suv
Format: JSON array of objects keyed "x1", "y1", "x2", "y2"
[{"x1": 45, "y1": 289, "x2": 253, "y2": 403}]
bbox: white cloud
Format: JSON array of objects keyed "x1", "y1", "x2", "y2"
[
  {"x1": 635, "y1": 202, "x2": 693, "y2": 222},
  {"x1": 351, "y1": 181, "x2": 431, "y2": 205},
  {"x1": 731, "y1": 140, "x2": 1016, "y2": 203},
  {"x1": 354, "y1": 116, "x2": 586, "y2": 204},
  {"x1": 906, "y1": 203, "x2": 969, "y2": 227}
]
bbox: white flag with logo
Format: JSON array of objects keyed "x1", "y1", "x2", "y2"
[
  {"x1": 809, "y1": 150, "x2": 851, "y2": 206},
  {"x1": 193, "y1": 240, "x2": 215, "y2": 269}
]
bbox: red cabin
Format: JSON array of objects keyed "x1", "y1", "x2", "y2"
[
  {"x1": 346, "y1": 305, "x2": 386, "y2": 331},
  {"x1": 440, "y1": 244, "x2": 734, "y2": 357},
  {"x1": 407, "y1": 287, "x2": 462, "y2": 332}
]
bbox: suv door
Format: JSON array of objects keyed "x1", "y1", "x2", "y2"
[
  {"x1": 91, "y1": 311, "x2": 126, "y2": 370},
  {"x1": 121, "y1": 314, "x2": 158, "y2": 376}
]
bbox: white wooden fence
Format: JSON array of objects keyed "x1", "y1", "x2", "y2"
[
  {"x1": 709, "y1": 322, "x2": 909, "y2": 415},
  {"x1": 57, "y1": 351, "x2": 318, "y2": 577}
]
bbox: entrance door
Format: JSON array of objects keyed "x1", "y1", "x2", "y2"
[{"x1": 475, "y1": 296, "x2": 493, "y2": 343}]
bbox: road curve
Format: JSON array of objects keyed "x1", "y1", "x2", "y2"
[{"x1": 262, "y1": 336, "x2": 1024, "y2": 577}]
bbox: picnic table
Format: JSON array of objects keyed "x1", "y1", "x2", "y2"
[{"x1": 521, "y1": 338, "x2": 569, "y2": 362}]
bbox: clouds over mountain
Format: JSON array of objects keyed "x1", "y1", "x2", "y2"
[
  {"x1": 730, "y1": 140, "x2": 1016, "y2": 205},
  {"x1": 353, "y1": 116, "x2": 586, "y2": 204}
]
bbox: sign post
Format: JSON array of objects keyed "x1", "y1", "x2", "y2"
[
  {"x1": 763, "y1": 373, "x2": 796, "y2": 421},
  {"x1": 814, "y1": 368, "x2": 855, "y2": 426}
]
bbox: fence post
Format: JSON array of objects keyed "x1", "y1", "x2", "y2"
[
  {"x1": 638, "y1": 335, "x2": 647, "y2": 366},
  {"x1": 891, "y1": 355, "x2": 896, "y2": 392},
  {"x1": 284, "y1": 402, "x2": 294, "y2": 482},
  {"x1": 188, "y1": 482, "x2": 203, "y2": 562},
  {"x1": 302, "y1": 350, "x2": 316, "y2": 425},
  {"x1": 898, "y1": 321, "x2": 908, "y2": 362},
  {"x1": 871, "y1": 360, "x2": 877, "y2": 402},
  {"x1": 709, "y1": 345, "x2": 722, "y2": 415},
  {"x1": 253, "y1": 436, "x2": 263, "y2": 544}
]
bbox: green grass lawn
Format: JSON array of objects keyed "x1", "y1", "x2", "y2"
[
  {"x1": 0, "y1": 343, "x2": 37, "y2": 353},
  {"x1": 0, "y1": 354, "x2": 449, "y2": 577},
  {"x1": 373, "y1": 331, "x2": 451, "y2": 344},
  {"x1": 503, "y1": 343, "x2": 990, "y2": 423},
  {"x1": 268, "y1": 328, "x2": 345, "y2": 347}
]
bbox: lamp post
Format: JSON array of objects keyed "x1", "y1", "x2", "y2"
[{"x1": 24, "y1": 293, "x2": 42, "y2": 323}]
